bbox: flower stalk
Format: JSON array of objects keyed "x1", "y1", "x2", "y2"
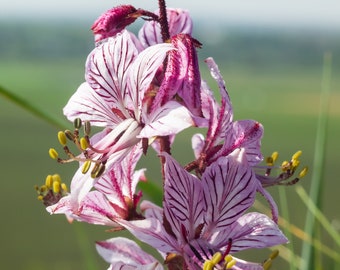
[{"x1": 34, "y1": 0, "x2": 306, "y2": 269}]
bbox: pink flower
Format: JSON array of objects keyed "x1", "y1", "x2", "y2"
[
  {"x1": 191, "y1": 57, "x2": 263, "y2": 172},
  {"x1": 63, "y1": 30, "x2": 194, "y2": 175},
  {"x1": 47, "y1": 144, "x2": 146, "y2": 226},
  {"x1": 118, "y1": 149, "x2": 287, "y2": 269}
]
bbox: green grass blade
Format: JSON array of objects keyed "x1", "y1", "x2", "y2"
[
  {"x1": 296, "y1": 185, "x2": 340, "y2": 247},
  {"x1": 0, "y1": 85, "x2": 66, "y2": 130},
  {"x1": 300, "y1": 52, "x2": 332, "y2": 270},
  {"x1": 73, "y1": 222, "x2": 99, "y2": 270},
  {"x1": 278, "y1": 187, "x2": 297, "y2": 270}
]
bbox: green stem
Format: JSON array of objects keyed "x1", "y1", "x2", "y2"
[
  {"x1": 300, "y1": 52, "x2": 332, "y2": 270},
  {"x1": 0, "y1": 85, "x2": 66, "y2": 130}
]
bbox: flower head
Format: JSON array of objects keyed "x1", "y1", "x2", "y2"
[
  {"x1": 119, "y1": 149, "x2": 288, "y2": 268},
  {"x1": 63, "y1": 30, "x2": 194, "y2": 176}
]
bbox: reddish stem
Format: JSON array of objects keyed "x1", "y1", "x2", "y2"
[{"x1": 158, "y1": 0, "x2": 170, "y2": 41}]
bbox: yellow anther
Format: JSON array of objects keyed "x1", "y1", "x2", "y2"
[
  {"x1": 211, "y1": 252, "x2": 222, "y2": 265},
  {"x1": 61, "y1": 183, "x2": 68, "y2": 192},
  {"x1": 74, "y1": 118, "x2": 82, "y2": 129},
  {"x1": 58, "y1": 131, "x2": 67, "y2": 146},
  {"x1": 281, "y1": 161, "x2": 289, "y2": 171},
  {"x1": 225, "y1": 259, "x2": 236, "y2": 269},
  {"x1": 49, "y1": 148, "x2": 59, "y2": 159},
  {"x1": 292, "y1": 150, "x2": 302, "y2": 160},
  {"x1": 82, "y1": 160, "x2": 92, "y2": 174},
  {"x1": 52, "y1": 174, "x2": 61, "y2": 183},
  {"x1": 271, "y1": 151, "x2": 279, "y2": 162},
  {"x1": 45, "y1": 175, "x2": 53, "y2": 188},
  {"x1": 80, "y1": 137, "x2": 88, "y2": 150},
  {"x1": 292, "y1": 159, "x2": 300, "y2": 168},
  {"x1": 37, "y1": 195, "x2": 44, "y2": 201},
  {"x1": 299, "y1": 167, "x2": 308, "y2": 178},
  {"x1": 269, "y1": 249, "x2": 279, "y2": 260},
  {"x1": 224, "y1": 254, "x2": 233, "y2": 263},
  {"x1": 39, "y1": 185, "x2": 48, "y2": 193},
  {"x1": 203, "y1": 261, "x2": 214, "y2": 270},
  {"x1": 266, "y1": 156, "x2": 274, "y2": 166},
  {"x1": 53, "y1": 181, "x2": 61, "y2": 193},
  {"x1": 263, "y1": 259, "x2": 272, "y2": 270}
]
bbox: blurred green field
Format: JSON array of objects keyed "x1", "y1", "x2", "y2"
[{"x1": 1, "y1": 50, "x2": 340, "y2": 268}]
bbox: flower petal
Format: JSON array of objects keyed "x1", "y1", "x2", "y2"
[
  {"x1": 138, "y1": 8, "x2": 193, "y2": 47},
  {"x1": 163, "y1": 153, "x2": 205, "y2": 243},
  {"x1": 227, "y1": 212, "x2": 288, "y2": 252},
  {"x1": 140, "y1": 101, "x2": 194, "y2": 138},
  {"x1": 96, "y1": 237, "x2": 163, "y2": 270},
  {"x1": 63, "y1": 82, "x2": 120, "y2": 126},
  {"x1": 118, "y1": 218, "x2": 179, "y2": 255},
  {"x1": 86, "y1": 30, "x2": 138, "y2": 117},
  {"x1": 126, "y1": 42, "x2": 174, "y2": 120},
  {"x1": 220, "y1": 120, "x2": 264, "y2": 166},
  {"x1": 202, "y1": 149, "x2": 257, "y2": 236}
]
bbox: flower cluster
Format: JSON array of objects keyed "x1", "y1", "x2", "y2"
[{"x1": 35, "y1": 1, "x2": 307, "y2": 269}]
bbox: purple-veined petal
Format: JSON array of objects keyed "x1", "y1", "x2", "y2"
[
  {"x1": 225, "y1": 212, "x2": 288, "y2": 253},
  {"x1": 96, "y1": 237, "x2": 163, "y2": 270},
  {"x1": 163, "y1": 153, "x2": 205, "y2": 244},
  {"x1": 150, "y1": 34, "x2": 201, "y2": 116},
  {"x1": 126, "y1": 42, "x2": 174, "y2": 120},
  {"x1": 69, "y1": 190, "x2": 124, "y2": 226},
  {"x1": 86, "y1": 30, "x2": 138, "y2": 116},
  {"x1": 118, "y1": 218, "x2": 179, "y2": 255},
  {"x1": 205, "y1": 57, "x2": 230, "y2": 101},
  {"x1": 256, "y1": 183, "x2": 279, "y2": 223},
  {"x1": 202, "y1": 149, "x2": 257, "y2": 236},
  {"x1": 219, "y1": 120, "x2": 263, "y2": 166},
  {"x1": 94, "y1": 144, "x2": 143, "y2": 201},
  {"x1": 139, "y1": 101, "x2": 194, "y2": 138},
  {"x1": 138, "y1": 8, "x2": 193, "y2": 47},
  {"x1": 173, "y1": 34, "x2": 202, "y2": 116},
  {"x1": 182, "y1": 239, "x2": 216, "y2": 268},
  {"x1": 63, "y1": 82, "x2": 121, "y2": 127}
]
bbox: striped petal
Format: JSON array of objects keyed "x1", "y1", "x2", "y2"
[
  {"x1": 96, "y1": 237, "x2": 163, "y2": 270},
  {"x1": 215, "y1": 212, "x2": 288, "y2": 252},
  {"x1": 219, "y1": 120, "x2": 264, "y2": 166},
  {"x1": 63, "y1": 82, "x2": 121, "y2": 126},
  {"x1": 202, "y1": 149, "x2": 257, "y2": 236},
  {"x1": 85, "y1": 30, "x2": 138, "y2": 118},
  {"x1": 163, "y1": 153, "x2": 205, "y2": 243},
  {"x1": 126, "y1": 42, "x2": 174, "y2": 120}
]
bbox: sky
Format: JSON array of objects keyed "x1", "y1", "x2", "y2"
[{"x1": 1, "y1": 0, "x2": 340, "y2": 30}]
